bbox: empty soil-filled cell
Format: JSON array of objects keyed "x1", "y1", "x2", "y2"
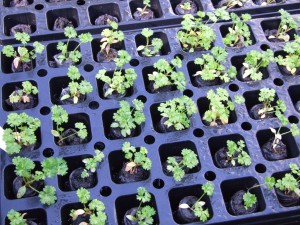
[
  {"x1": 243, "y1": 90, "x2": 279, "y2": 120},
  {"x1": 261, "y1": 19, "x2": 297, "y2": 43},
  {"x1": 135, "y1": 32, "x2": 171, "y2": 57},
  {"x1": 102, "y1": 108, "x2": 141, "y2": 140},
  {"x1": 4, "y1": 13, "x2": 36, "y2": 36},
  {"x1": 108, "y1": 150, "x2": 150, "y2": 184},
  {"x1": 208, "y1": 134, "x2": 249, "y2": 168},
  {"x1": 58, "y1": 154, "x2": 97, "y2": 191},
  {"x1": 256, "y1": 127, "x2": 299, "y2": 161},
  {"x1": 5, "y1": 208, "x2": 47, "y2": 225},
  {"x1": 288, "y1": 85, "x2": 300, "y2": 113},
  {"x1": 46, "y1": 8, "x2": 79, "y2": 31},
  {"x1": 231, "y1": 55, "x2": 269, "y2": 82},
  {"x1": 169, "y1": 184, "x2": 213, "y2": 223},
  {"x1": 50, "y1": 75, "x2": 86, "y2": 105},
  {"x1": 197, "y1": 97, "x2": 237, "y2": 126},
  {"x1": 159, "y1": 140, "x2": 201, "y2": 176},
  {"x1": 88, "y1": 3, "x2": 122, "y2": 25},
  {"x1": 221, "y1": 177, "x2": 266, "y2": 215},
  {"x1": 129, "y1": 0, "x2": 163, "y2": 20},
  {"x1": 115, "y1": 192, "x2": 159, "y2": 225},
  {"x1": 47, "y1": 41, "x2": 81, "y2": 67},
  {"x1": 53, "y1": 113, "x2": 92, "y2": 146},
  {"x1": 2, "y1": 80, "x2": 39, "y2": 111},
  {"x1": 170, "y1": 0, "x2": 202, "y2": 15}
]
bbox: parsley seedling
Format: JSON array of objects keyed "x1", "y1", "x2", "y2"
[
  {"x1": 242, "y1": 49, "x2": 274, "y2": 81},
  {"x1": 136, "y1": 28, "x2": 163, "y2": 57},
  {"x1": 275, "y1": 34, "x2": 300, "y2": 75},
  {"x1": 96, "y1": 50, "x2": 137, "y2": 97},
  {"x1": 2, "y1": 32, "x2": 44, "y2": 72},
  {"x1": 8, "y1": 81, "x2": 38, "y2": 104},
  {"x1": 70, "y1": 188, "x2": 107, "y2": 225},
  {"x1": 12, "y1": 156, "x2": 67, "y2": 205},
  {"x1": 179, "y1": 182, "x2": 214, "y2": 222},
  {"x1": 148, "y1": 57, "x2": 186, "y2": 91},
  {"x1": 81, "y1": 149, "x2": 105, "y2": 178},
  {"x1": 136, "y1": 0, "x2": 151, "y2": 15},
  {"x1": 111, "y1": 99, "x2": 146, "y2": 138},
  {"x1": 7, "y1": 209, "x2": 28, "y2": 225},
  {"x1": 219, "y1": 0, "x2": 248, "y2": 9},
  {"x1": 223, "y1": 13, "x2": 252, "y2": 47},
  {"x1": 193, "y1": 46, "x2": 236, "y2": 83},
  {"x1": 158, "y1": 96, "x2": 197, "y2": 130},
  {"x1": 126, "y1": 187, "x2": 156, "y2": 225},
  {"x1": 56, "y1": 27, "x2": 92, "y2": 65},
  {"x1": 180, "y1": 2, "x2": 192, "y2": 11},
  {"x1": 51, "y1": 105, "x2": 88, "y2": 145},
  {"x1": 225, "y1": 140, "x2": 251, "y2": 167},
  {"x1": 3, "y1": 112, "x2": 41, "y2": 154},
  {"x1": 177, "y1": 8, "x2": 230, "y2": 52},
  {"x1": 60, "y1": 65, "x2": 93, "y2": 104},
  {"x1": 166, "y1": 148, "x2": 199, "y2": 181},
  {"x1": 203, "y1": 88, "x2": 244, "y2": 126}
]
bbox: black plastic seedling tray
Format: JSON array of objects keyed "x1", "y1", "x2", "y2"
[{"x1": 1, "y1": 1, "x2": 300, "y2": 225}]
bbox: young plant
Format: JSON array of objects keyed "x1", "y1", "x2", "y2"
[
  {"x1": 267, "y1": 9, "x2": 298, "y2": 42},
  {"x1": 136, "y1": 28, "x2": 163, "y2": 57},
  {"x1": 7, "y1": 209, "x2": 28, "y2": 225},
  {"x1": 60, "y1": 65, "x2": 93, "y2": 104},
  {"x1": 70, "y1": 188, "x2": 107, "y2": 225},
  {"x1": 166, "y1": 148, "x2": 199, "y2": 181},
  {"x1": 223, "y1": 13, "x2": 252, "y2": 47},
  {"x1": 100, "y1": 21, "x2": 124, "y2": 56},
  {"x1": 2, "y1": 32, "x2": 44, "y2": 71},
  {"x1": 56, "y1": 26, "x2": 93, "y2": 64},
  {"x1": 122, "y1": 142, "x2": 152, "y2": 174},
  {"x1": 255, "y1": 88, "x2": 286, "y2": 119},
  {"x1": 96, "y1": 50, "x2": 137, "y2": 97},
  {"x1": 219, "y1": 0, "x2": 248, "y2": 9},
  {"x1": 242, "y1": 49, "x2": 274, "y2": 81},
  {"x1": 148, "y1": 57, "x2": 186, "y2": 91},
  {"x1": 275, "y1": 34, "x2": 300, "y2": 75},
  {"x1": 111, "y1": 99, "x2": 146, "y2": 137},
  {"x1": 193, "y1": 46, "x2": 237, "y2": 83},
  {"x1": 203, "y1": 88, "x2": 244, "y2": 126},
  {"x1": 158, "y1": 95, "x2": 197, "y2": 130},
  {"x1": 179, "y1": 182, "x2": 214, "y2": 222},
  {"x1": 125, "y1": 187, "x2": 156, "y2": 225},
  {"x1": 3, "y1": 112, "x2": 41, "y2": 154},
  {"x1": 136, "y1": 0, "x2": 151, "y2": 16},
  {"x1": 180, "y1": 1, "x2": 192, "y2": 11},
  {"x1": 51, "y1": 105, "x2": 88, "y2": 145},
  {"x1": 176, "y1": 8, "x2": 230, "y2": 52},
  {"x1": 12, "y1": 156, "x2": 68, "y2": 205},
  {"x1": 225, "y1": 140, "x2": 251, "y2": 167},
  {"x1": 81, "y1": 149, "x2": 105, "y2": 178},
  {"x1": 8, "y1": 81, "x2": 38, "y2": 104}
]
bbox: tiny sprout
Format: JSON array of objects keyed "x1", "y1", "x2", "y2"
[
  {"x1": 137, "y1": 28, "x2": 163, "y2": 57},
  {"x1": 81, "y1": 149, "x2": 105, "y2": 178},
  {"x1": 8, "y1": 81, "x2": 38, "y2": 105}
]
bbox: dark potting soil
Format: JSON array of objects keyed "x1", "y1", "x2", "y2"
[
  {"x1": 214, "y1": 147, "x2": 241, "y2": 168},
  {"x1": 96, "y1": 48, "x2": 118, "y2": 63},
  {"x1": 229, "y1": 190, "x2": 258, "y2": 215},
  {"x1": 12, "y1": 60, "x2": 33, "y2": 73},
  {"x1": 10, "y1": 0, "x2": 29, "y2": 7},
  {"x1": 237, "y1": 66, "x2": 254, "y2": 82},
  {"x1": 123, "y1": 207, "x2": 138, "y2": 225},
  {"x1": 59, "y1": 87, "x2": 85, "y2": 105},
  {"x1": 117, "y1": 163, "x2": 149, "y2": 183},
  {"x1": 102, "y1": 82, "x2": 126, "y2": 99},
  {"x1": 275, "y1": 188, "x2": 300, "y2": 207},
  {"x1": 10, "y1": 24, "x2": 32, "y2": 36},
  {"x1": 254, "y1": 0, "x2": 284, "y2": 5},
  {"x1": 13, "y1": 176, "x2": 44, "y2": 198},
  {"x1": 53, "y1": 17, "x2": 74, "y2": 31},
  {"x1": 278, "y1": 65, "x2": 300, "y2": 76},
  {"x1": 72, "y1": 213, "x2": 90, "y2": 225},
  {"x1": 59, "y1": 128, "x2": 85, "y2": 146},
  {"x1": 175, "y1": 0, "x2": 198, "y2": 15},
  {"x1": 261, "y1": 137, "x2": 287, "y2": 161},
  {"x1": 162, "y1": 156, "x2": 189, "y2": 176},
  {"x1": 193, "y1": 75, "x2": 221, "y2": 87},
  {"x1": 264, "y1": 29, "x2": 283, "y2": 42},
  {"x1": 68, "y1": 167, "x2": 96, "y2": 191},
  {"x1": 27, "y1": 221, "x2": 38, "y2": 225},
  {"x1": 176, "y1": 196, "x2": 198, "y2": 223},
  {"x1": 249, "y1": 103, "x2": 275, "y2": 120},
  {"x1": 133, "y1": 8, "x2": 154, "y2": 21},
  {"x1": 157, "y1": 117, "x2": 177, "y2": 133},
  {"x1": 110, "y1": 126, "x2": 136, "y2": 139},
  {"x1": 147, "y1": 81, "x2": 172, "y2": 93},
  {"x1": 216, "y1": 0, "x2": 241, "y2": 8},
  {"x1": 95, "y1": 14, "x2": 118, "y2": 25},
  {"x1": 5, "y1": 89, "x2": 36, "y2": 111}
]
